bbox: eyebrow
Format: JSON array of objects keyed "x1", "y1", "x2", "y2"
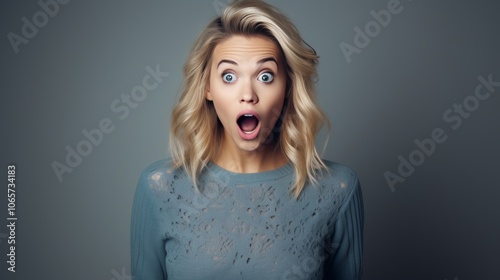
[{"x1": 217, "y1": 57, "x2": 278, "y2": 69}]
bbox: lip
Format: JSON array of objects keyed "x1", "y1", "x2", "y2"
[{"x1": 236, "y1": 110, "x2": 261, "y2": 140}]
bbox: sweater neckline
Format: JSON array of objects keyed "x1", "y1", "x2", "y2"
[{"x1": 205, "y1": 161, "x2": 294, "y2": 184}]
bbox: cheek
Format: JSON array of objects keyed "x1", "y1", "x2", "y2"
[
  {"x1": 211, "y1": 95, "x2": 233, "y2": 127},
  {"x1": 262, "y1": 93, "x2": 286, "y2": 128},
  {"x1": 268, "y1": 83, "x2": 286, "y2": 109},
  {"x1": 212, "y1": 99, "x2": 227, "y2": 117}
]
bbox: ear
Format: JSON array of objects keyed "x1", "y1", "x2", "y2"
[{"x1": 205, "y1": 88, "x2": 213, "y2": 101}]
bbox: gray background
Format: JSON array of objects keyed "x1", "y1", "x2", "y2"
[{"x1": 1, "y1": 0, "x2": 499, "y2": 279}]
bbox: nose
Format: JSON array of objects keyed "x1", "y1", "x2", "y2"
[{"x1": 239, "y1": 80, "x2": 258, "y2": 104}]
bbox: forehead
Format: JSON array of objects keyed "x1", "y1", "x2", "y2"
[{"x1": 212, "y1": 35, "x2": 282, "y2": 62}]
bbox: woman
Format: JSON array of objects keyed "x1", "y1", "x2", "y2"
[{"x1": 131, "y1": 1, "x2": 363, "y2": 279}]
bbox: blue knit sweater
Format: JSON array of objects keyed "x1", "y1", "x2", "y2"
[{"x1": 131, "y1": 159, "x2": 363, "y2": 279}]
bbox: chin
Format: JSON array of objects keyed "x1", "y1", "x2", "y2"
[
  {"x1": 235, "y1": 140, "x2": 263, "y2": 153},
  {"x1": 238, "y1": 133, "x2": 276, "y2": 153}
]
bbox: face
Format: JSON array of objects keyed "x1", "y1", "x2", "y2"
[{"x1": 206, "y1": 35, "x2": 286, "y2": 153}]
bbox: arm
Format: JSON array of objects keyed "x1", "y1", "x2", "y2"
[
  {"x1": 323, "y1": 178, "x2": 364, "y2": 280},
  {"x1": 130, "y1": 168, "x2": 167, "y2": 280}
]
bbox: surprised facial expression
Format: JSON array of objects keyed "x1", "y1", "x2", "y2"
[{"x1": 206, "y1": 35, "x2": 287, "y2": 153}]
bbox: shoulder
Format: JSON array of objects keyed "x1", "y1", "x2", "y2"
[
  {"x1": 313, "y1": 159, "x2": 362, "y2": 221},
  {"x1": 139, "y1": 158, "x2": 175, "y2": 180},
  {"x1": 321, "y1": 159, "x2": 359, "y2": 188},
  {"x1": 136, "y1": 158, "x2": 181, "y2": 193},
  {"x1": 315, "y1": 159, "x2": 361, "y2": 208}
]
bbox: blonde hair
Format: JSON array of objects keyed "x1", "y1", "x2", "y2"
[{"x1": 169, "y1": 0, "x2": 330, "y2": 197}]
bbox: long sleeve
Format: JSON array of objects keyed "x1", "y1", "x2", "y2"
[
  {"x1": 130, "y1": 168, "x2": 167, "y2": 280},
  {"x1": 323, "y1": 178, "x2": 364, "y2": 280},
  {"x1": 129, "y1": 159, "x2": 361, "y2": 279}
]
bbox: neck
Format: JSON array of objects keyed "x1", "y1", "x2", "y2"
[{"x1": 214, "y1": 138, "x2": 288, "y2": 173}]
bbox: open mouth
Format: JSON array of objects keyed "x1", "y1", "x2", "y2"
[{"x1": 237, "y1": 114, "x2": 259, "y2": 134}]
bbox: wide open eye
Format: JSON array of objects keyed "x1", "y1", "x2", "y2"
[
  {"x1": 257, "y1": 72, "x2": 274, "y2": 83},
  {"x1": 222, "y1": 72, "x2": 237, "y2": 83}
]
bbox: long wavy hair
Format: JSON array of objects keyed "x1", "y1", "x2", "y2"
[{"x1": 169, "y1": 0, "x2": 330, "y2": 198}]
